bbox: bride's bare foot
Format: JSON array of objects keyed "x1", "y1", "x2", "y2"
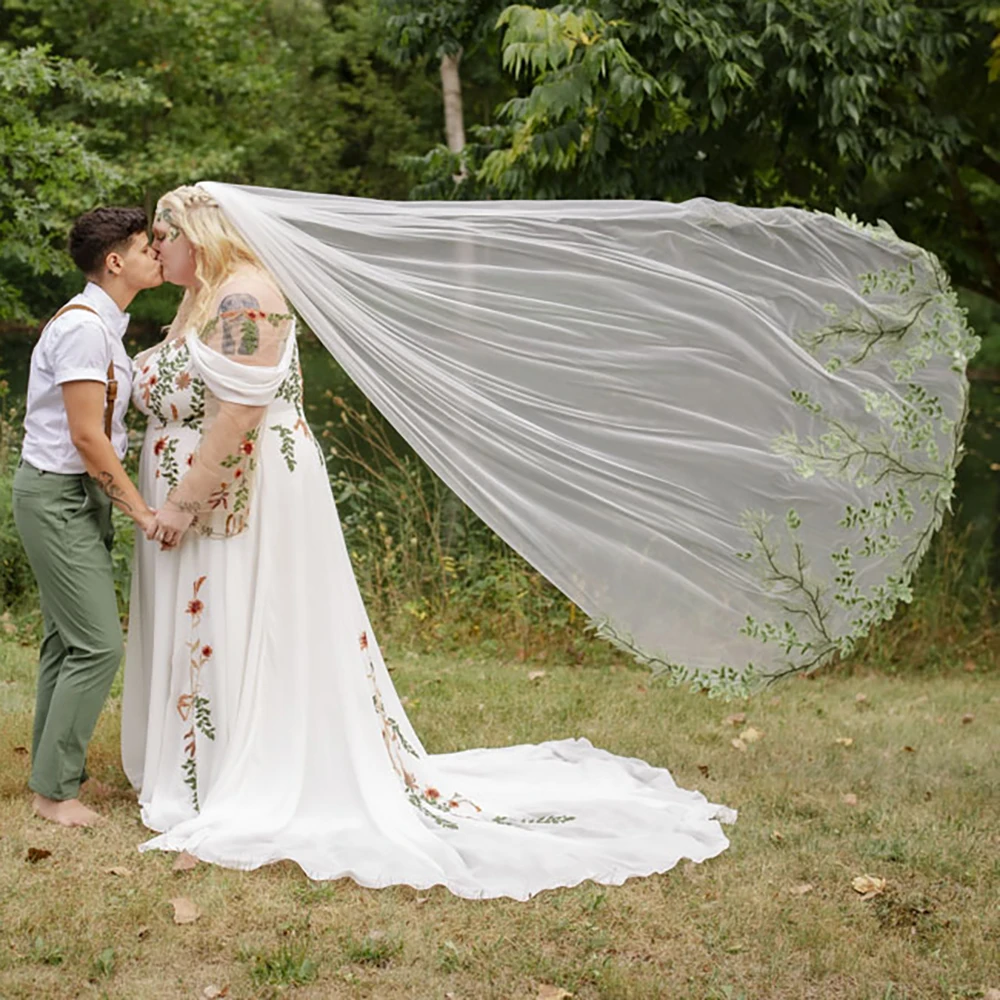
[{"x1": 32, "y1": 794, "x2": 104, "y2": 827}]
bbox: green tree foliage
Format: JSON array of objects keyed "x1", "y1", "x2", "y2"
[
  {"x1": 407, "y1": 2, "x2": 1000, "y2": 308},
  {"x1": 0, "y1": 46, "x2": 154, "y2": 319},
  {"x1": 0, "y1": 0, "x2": 438, "y2": 321}
]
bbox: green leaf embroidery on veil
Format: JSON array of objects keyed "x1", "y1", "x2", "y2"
[{"x1": 591, "y1": 213, "x2": 979, "y2": 697}]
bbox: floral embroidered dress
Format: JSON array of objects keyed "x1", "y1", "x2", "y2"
[{"x1": 122, "y1": 312, "x2": 734, "y2": 900}]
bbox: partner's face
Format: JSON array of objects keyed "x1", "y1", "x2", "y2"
[
  {"x1": 109, "y1": 231, "x2": 163, "y2": 290},
  {"x1": 152, "y1": 212, "x2": 197, "y2": 286}
]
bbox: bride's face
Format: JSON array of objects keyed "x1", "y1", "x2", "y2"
[{"x1": 152, "y1": 213, "x2": 198, "y2": 287}]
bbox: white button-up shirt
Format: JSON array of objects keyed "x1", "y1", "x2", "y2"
[{"x1": 21, "y1": 282, "x2": 134, "y2": 474}]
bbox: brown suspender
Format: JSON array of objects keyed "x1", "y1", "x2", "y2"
[{"x1": 46, "y1": 304, "x2": 119, "y2": 440}]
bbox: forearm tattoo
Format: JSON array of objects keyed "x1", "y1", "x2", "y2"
[
  {"x1": 218, "y1": 293, "x2": 261, "y2": 356},
  {"x1": 91, "y1": 471, "x2": 134, "y2": 514}
]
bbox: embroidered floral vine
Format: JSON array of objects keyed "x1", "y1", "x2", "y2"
[
  {"x1": 358, "y1": 631, "x2": 575, "y2": 828},
  {"x1": 178, "y1": 575, "x2": 215, "y2": 809}
]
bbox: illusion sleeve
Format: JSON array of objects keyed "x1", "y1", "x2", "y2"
[{"x1": 163, "y1": 294, "x2": 294, "y2": 538}]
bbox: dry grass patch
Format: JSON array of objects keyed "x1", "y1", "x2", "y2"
[{"x1": 1, "y1": 638, "x2": 998, "y2": 999}]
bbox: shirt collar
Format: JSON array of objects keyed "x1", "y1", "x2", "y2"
[{"x1": 80, "y1": 282, "x2": 130, "y2": 340}]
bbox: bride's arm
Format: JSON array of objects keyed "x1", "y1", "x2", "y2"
[{"x1": 149, "y1": 279, "x2": 292, "y2": 547}]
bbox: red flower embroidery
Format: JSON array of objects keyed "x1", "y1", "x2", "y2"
[
  {"x1": 153, "y1": 436, "x2": 168, "y2": 456},
  {"x1": 187, "y1": 599, "x2": 204, "y2": 617},
  {"x1": 448, "y1": 800, "x2": 459, "y2": 809},
  {"x1": 201, "y1": 645, "x2": 213, "y2": 659},
  {"x1": 148, "y1": 374, "x2": 158, "y2": 386},
  {"x1": 186, "y1": 455, "x2": 194, "y2": 466},
  {"x1": 359, "y1": 631, "x2": 369, "y2": 651},
  {"x1": 234, "y1": 468, "x2": 243, "y2": 478},
  {"x1": 142, "y1": 365, "x2": 150, "y2": 374},
  {"x1": 240, "y1": 439, "x2": 254, "y2": 455},
  {"x1": 176, "y1": 371, "x2": 192, "y2": 390},
  {"x1": 424, "y1": 787, "x2": 440, "y2": 801}
]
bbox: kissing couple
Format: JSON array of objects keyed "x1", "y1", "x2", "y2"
[{"x1": 13, "y1": 188, "x2": 735, "y2": 900}]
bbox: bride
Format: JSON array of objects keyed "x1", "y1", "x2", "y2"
[{"x1": 121, "y1": 186, "x2": 737, "y2": 899}]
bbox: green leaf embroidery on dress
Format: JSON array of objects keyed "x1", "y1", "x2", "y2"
[
  {"x1": 177, "y1": 576, "x2": 215, "y2": 810},
  {"x1": 271, "y1": 424, "x2": 298, "y2": 472},
  {"x1": 358, "y1": 630, "x2": 575, "y2": 828}
]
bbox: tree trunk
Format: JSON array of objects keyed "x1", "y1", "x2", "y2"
[{"x1": 440, "y1": 50, "x2": 466, "y2": 154}]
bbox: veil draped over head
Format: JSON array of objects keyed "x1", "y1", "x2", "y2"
[{"x1": 199, "y1": 182, "x2": 977, "y2": 694}]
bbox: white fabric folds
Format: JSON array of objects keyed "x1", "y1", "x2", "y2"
[{"x1": 201, "y1": 183, "x2": 978, "y2": 692}]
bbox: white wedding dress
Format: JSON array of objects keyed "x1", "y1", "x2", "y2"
[{"x1": 121, "y1": 322, "x2": 735, "y2": 900}]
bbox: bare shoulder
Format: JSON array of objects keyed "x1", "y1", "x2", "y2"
[
  {"x1": 204, "y1": 269, "x2": 292, "y2": 358},
  {"x1": 214, "y1": 268, "x2": 287, "y2": 316}
]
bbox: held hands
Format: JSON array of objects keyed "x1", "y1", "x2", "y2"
[{"x1": 145, "y1": 503, "x2": 195, "y2": 550}]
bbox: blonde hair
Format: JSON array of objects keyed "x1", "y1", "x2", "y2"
[{"x1": 156, "y1": 185, "x2": 268, "y2": 335}]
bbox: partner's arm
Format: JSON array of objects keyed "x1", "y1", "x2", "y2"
[{"x1": 62, "y1": 380, "x2": 153, "y2": 528}]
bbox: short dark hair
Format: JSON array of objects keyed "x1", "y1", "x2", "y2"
[{"x1": 68, "y1": 206, "x2": 149, "y2": 276}]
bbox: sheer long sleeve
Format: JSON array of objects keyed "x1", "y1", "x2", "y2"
[{"x1": 163, "y1": 285, "x2": 294, "y2": 538}]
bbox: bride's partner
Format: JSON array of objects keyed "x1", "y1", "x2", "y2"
[
  {"x1": 13, "y1": 207, "x2": 162, "y2": 827},
  {"x1": 121, "y1": 185, "x2": 734, "y2": 899}
]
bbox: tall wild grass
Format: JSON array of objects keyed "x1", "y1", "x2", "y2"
[{"x1": 0, "y1": 376, "x2": 995, "y2": 673}]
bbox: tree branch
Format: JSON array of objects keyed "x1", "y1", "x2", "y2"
[
  {"x1": 948, "y1": 161, "x2": 1000, "y2": 302},
  {"x1": 969, "y1": 149, "x2": 1000, "y2": 188}
]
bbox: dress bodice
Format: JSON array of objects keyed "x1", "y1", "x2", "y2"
[{"x1": 133, "y1": 333, "x2": 305, "y2": 430}]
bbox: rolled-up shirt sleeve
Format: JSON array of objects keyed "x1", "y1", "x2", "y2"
[{"x1": 48, "y1": 319, "x2": 111, "y2": 386}]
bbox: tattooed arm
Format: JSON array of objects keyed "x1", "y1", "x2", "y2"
[{"x1": 62, "y1": 380, "x2": 154, "y2": 531}]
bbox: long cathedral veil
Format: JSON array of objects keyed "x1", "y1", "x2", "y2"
[{"x1": 200, "y1": 182, "x2": 977, "y2": 693}]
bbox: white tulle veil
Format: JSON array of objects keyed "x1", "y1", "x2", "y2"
[{"x1": 199, "y1": 182, "x2": 977, "y2": 693}]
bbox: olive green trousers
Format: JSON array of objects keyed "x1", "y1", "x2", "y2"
[{"x1": 12, "y1": 460, "x2": 123, "y2": 801}]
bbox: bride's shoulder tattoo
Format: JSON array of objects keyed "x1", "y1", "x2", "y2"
[{"x1": 217, "y1": 292, "x2": 262, "y2": 356}]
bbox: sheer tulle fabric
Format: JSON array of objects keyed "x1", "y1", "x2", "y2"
[{"x1": 200, "y1": 183, "x2": 977, "y2": 691}]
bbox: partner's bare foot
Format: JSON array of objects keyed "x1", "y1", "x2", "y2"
[{"x1": 32, "y1": 793, "x2": 104, "y2": 827}]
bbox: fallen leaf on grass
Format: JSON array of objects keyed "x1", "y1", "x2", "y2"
[
  {"x1": 740, "y1": 726, "x2": 764, "y2": 743},
  {"x1": 855, "y1": 693, "x2": 867, "y2": 704},
  {"x1": 172, "y1": 851, "x2": 199, "y2": 872},
  {"x1": 537, "y1": 986, "x2": 573, "y2": 1000},
  {"x1": 835, "y1": 737, "x2": 854, "y2": 747},
  {"x1": 527, "y1": 670, "x2": 546, "y2": 682},
  {"x1": 961, "y1": 713, "x2": 974, "y2": 724},
  {"x1": 169, "y1": 897, "x2": 201, "y2": 924},
  {"x1": 12, "y1": 745, "x2": 28, "y2": 757},
  {"x1": 902, "y1": 745, "x2": 916, "y2": 753},
  {"x1": 789, "y1": 883, "x2": 814, "y2": 895},
  {"x1": 202, "y1": 987, "x2": 229, "y2": 999},
  {"x1": 851, "y1": 875, "x2": 887, "y2": 899},
  {"x1": 770, "y1": 830, "x2": 784, "y2": 843},
  {"x1": 723, "y1": 712, "x2": 746, "y2": 727},
  {"x1": 697, "y1": 764, "x2": 710, "y2": 778},
  {"x1": 26, "y1": 847, "x2": 51, "y2": 863},
  {"x1": 136, "y1": 926, "x2": 150, "y2": 940},
  {"x1": 415, "y1": 896, "x2": 429, "y2": 905},
  {"x1": 841, "y1": 793, "x2": 858, "y2": 806},
  {"x1": 104, "y1": 866, "x2": 133, "y2": 877},
  {"x1": 730, "y1": 738, "x2": 747, "y2": 752},
  {"x1": 635, "y1": 684, "x2": 648, "y2": 693}
]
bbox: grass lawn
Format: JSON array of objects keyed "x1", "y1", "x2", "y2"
[{"x1": 1, "y1": 637, "x2": 997, "y2": 1000}]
